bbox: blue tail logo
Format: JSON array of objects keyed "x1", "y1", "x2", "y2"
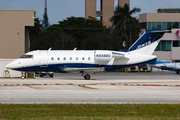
[{"x1": 128, "y1": 29, "x2": 166, "y2": 51}]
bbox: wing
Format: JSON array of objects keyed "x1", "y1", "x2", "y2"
[
  {"x1": 104, "y1": 52, "x2": 129, "y2": 69},
  {"x1": 62, "y1": 52, "x2": 128, "y2": 73},
  {"x1": 62, "y1": 67, "x2": 105, "y2": 73}
]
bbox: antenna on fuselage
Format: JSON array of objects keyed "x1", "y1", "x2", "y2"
[
  {"x1": 48, "y1": 47, "x2": 52, "y2": 51},
  {"x1": 73, "y1": 47, "x2": 77, "y2": 51}
]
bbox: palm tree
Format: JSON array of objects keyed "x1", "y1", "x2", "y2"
[{"x1": 110, "y1": 3, "x2": 141, "y2": 48}]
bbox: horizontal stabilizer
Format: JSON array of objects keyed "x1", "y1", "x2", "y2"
[{"x1": 112, "y1": 52, "x2": 128, "y2": 59}]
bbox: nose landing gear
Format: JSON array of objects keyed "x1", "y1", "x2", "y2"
[{"x1": 21, "y1": 71, "x2": 25, "y2": 79}]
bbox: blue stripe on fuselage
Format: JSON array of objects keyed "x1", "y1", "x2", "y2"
[{"x1": 12, "y1": 63, "x2": 95, "y2": 72}]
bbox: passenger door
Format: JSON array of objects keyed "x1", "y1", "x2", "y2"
[{"x1": 39, "y1": 51, "x2": 48, "y2": 67}]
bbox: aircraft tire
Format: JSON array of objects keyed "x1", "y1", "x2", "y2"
[
  {"x1": 21, "y1": 76, "x2": 25, "y2": 79},
  {"x1": 84, "y1": 74, "x2": 90, "y2": 80}
]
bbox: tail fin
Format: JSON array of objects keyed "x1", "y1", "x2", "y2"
[{"x1": 128, "y1": 29, "x2": 166, "y2": 55}]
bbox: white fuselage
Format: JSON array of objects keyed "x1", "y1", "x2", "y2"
[
  {"x1": 149, "y1": 62, "x2": 180, "y2": 71},
  {"x1": 6, "y1": 50, "x2": 157, "y2": 72}
]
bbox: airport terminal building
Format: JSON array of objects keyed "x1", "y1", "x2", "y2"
[
  {"x1": 139, "y1": 9, "x2": 180, "y2": 71},
  {"x1": 0, "y1": 10, "x2": 35, "y2": 77}
]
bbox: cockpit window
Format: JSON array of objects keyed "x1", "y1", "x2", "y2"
[{"x1": 19, "y1": 55, "x2": 33, "y2": 58}]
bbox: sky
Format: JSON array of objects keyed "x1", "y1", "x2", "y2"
[{"x1": 1, "y1": 0, "x2": 180, "y2": 25}]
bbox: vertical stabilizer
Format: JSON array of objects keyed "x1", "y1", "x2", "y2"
[{"x1": 128, "y1": 29, "x2": 166, "y2": 55}]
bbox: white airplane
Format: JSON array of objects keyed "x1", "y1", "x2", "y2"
[
  {"x1": 6, "y1": 29, "x2": 166, "y2": 79},
  {"x1": 147, "y1": 61, "x2": 180, "y2": 74}
]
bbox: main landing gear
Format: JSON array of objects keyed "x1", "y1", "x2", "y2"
[
  {"x1": 84, "y1": 74, "x2": 91, "y2": 80},
  {"x1": 81, "y1": 71, "x2": 91, "y2": 80}
]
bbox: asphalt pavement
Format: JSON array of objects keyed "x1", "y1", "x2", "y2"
[{"x1": 0, "y1": 71, "x2": 180, "y2": 104}]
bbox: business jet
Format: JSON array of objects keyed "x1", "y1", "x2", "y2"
[
  {"x1": 147, "y1": 61, "x2": 180, "y2": 74},
  {"x1": 6, "y1": 29, "x2": 166, "y2": 79}
]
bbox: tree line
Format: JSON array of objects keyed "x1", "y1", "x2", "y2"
[{"x1": 29, "y1": 4, "x2": 141, "y2": 51}]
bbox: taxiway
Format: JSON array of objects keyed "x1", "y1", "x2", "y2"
[{"x1": 0, "y1": 71, "x2": 180, "y2": 104}]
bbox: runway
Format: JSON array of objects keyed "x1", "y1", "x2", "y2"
[{"x1": 0, "y1": 71, "x2": 180, "y2": 104}]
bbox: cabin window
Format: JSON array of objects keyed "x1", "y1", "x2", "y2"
[
  {"x1": 64, "y1": 57, "x2": 66, "y2": 60},
  {"x1": 76, "y1": 57, "x2": 78, "y2": 60},
  {"x1": 88, "y1": 57, "x2": 90, "y2": 60},
  {"x1": 25, "y1": 55, "x2": 33, "y2": 58},
  {"x1": 57, "y1": 57, "x2": 60, "y2": 60},
  {"x1": 19, "y1": 55, "x2": 33, "y2": 58},
  {"x1": 82, "y1": 57, "x2": 84, "y2": 60},
  {"x1": 51, "y1": 57, "x2": 54, "y2": 60},
  {"x1": 70, "y1": 57, "x2": 72, "y2": 60}
]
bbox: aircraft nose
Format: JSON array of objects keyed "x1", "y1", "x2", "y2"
[
  {"x1": 6, "y1": 61, "x2": 18, "y2": 69},
  {"x1": 6, "y1": 62, "x2": 13, "y2": 69},
  {"x1": 6, "y1": 60, "x2": 22, "y2": 70}
]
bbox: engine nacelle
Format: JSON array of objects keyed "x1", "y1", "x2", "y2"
[{"x1": 94, "y1": 51, "x2": 112, "y2": 61}]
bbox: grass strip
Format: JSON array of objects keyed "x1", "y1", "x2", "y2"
[{"x1": 0, "y1": 104, "x2": 180, "y2": 120}]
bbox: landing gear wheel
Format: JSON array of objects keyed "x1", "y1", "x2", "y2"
[
  {"x1": 84, "y1": 74, "x2": 90, "y2": 80},
  {"x1": 21, "y1": 76, "x2": 25, "y2": 79}
]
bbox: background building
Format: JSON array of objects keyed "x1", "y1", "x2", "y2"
[
  {"x1": 139, "y1": 9, "x2": 180, "y2": 71},
  {"x1": 0, "y1": 10, "x2": 35, "y2": 77},
  {"x1": 85, "y1": 0, "x2": 129, "y2": 27}
]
